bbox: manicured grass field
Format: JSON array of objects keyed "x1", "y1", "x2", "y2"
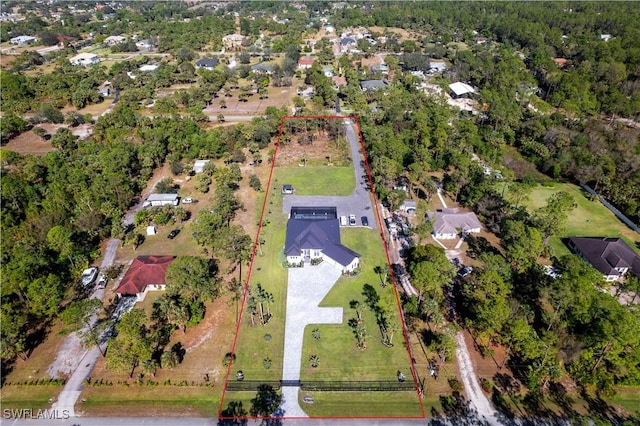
[
  {"x1": 299, "y1": 391, "x2": 423, "y2": 417},
  {"x1": 301, "y1": 228, "x2": 413, "y2": 381},
  {"x1": 79, "y1": 385, "x2": 219, "y2": 417},
  {"x1": 225, "y1": 162, "x2": 423, "y2": 416},
  {"x1": 0, "y1": 385, "x2": 63, "y2": 412},
  {"x1": 228, "y1": 182, "x2": 288, "y2": 383},
  {"x1": 516, "y1": 182, "x2": 639, "y2": 257},
  {"x1": 271, "y1": 166, "x2": 355, "y2": 196}
]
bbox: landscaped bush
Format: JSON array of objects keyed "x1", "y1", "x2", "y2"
[{"x1": 310, "y1": 257, "x2": 323, "y2": 265}]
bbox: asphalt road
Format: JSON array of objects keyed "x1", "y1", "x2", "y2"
[{"x1": 282, "y1": 119, "x2": 377, "y2": 229}]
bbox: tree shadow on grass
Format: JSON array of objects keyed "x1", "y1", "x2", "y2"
[
  {"x1": 580, "y1": 389, "x2": 634, "y2": 425},
  {"x1": 430, "y1": 392, "x2": 493, "y2": 425}
]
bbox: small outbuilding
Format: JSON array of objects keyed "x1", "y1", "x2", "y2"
[
  {"x1": 146, "y1": 225, "x2": 157, "y2": 236},
  {"x1": 193, "y1": 159, "x2": 211, "y2": 174},
  {"x1": 449, "y1": 82, "x2": 476, "y2": 98},
  {"x1": 399, "y1": 200, "x2": 417, "y2": 214},
  {"x1": 143, "y1": 193, "x2": 180, "y2": 207}
]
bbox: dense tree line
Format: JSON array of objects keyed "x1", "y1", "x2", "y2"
[
  {"x1": 333, "y1": 1, "x2": 640, "y2": 221},
  {"x1": 0, "y1": 102, "x2": 285, "y2": 370}
]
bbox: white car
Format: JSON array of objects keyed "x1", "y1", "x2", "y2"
[
  {"x1": 349, "y1": 214, "x2": 356, "y2": 226},
  {"x1": 96, "y1": 274, "x2": 108, "y2": 289},
  {"x1": 182, "y1": 197, "x2": 194, "y2": 204},
  {"x1": 81, "y1": 267, "x2": 99, "y2": 286}
]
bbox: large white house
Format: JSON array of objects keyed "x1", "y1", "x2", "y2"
[
  {"x1": 284, "y1": 207, "x2": 360, "y2": 273},
  {"x1": 69, "y1": 52, "x2": 100, "y2": 66}
]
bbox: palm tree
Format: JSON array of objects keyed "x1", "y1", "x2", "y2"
[
  {"x1": 350, "y1": 300, "x2": 364, "y2": 322},
  {"x1": 309, "y1": 355, "x2": 319, "y2": 368}
]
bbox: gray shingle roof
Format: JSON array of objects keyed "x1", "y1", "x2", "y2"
[
  {"x1": 568, "y1": 237, "x2": 640, "y2": 278},
  {"x1": 285, "y1": 218, "x2": 359, "y2": 267}
]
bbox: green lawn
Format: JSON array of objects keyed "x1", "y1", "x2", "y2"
[
  {"x1": 271, "y1": 166, "x2": 355, "y2": 196},
  {"x1": 80, "y1": 385, "x2": 219, "y2": 417},
  {"x1": 300, "y1": 391, "x2": 423, "y2": 417},
  {"x1": 607, "y1": 387, "x2": 640, "y2": 415},
  {"x1": 230, "y1": 183, "x2": 287, "y2": 383},
  {"x1": 516, "y1": 182, "x2": 639, "y2": 257},
  {"x1": 0, "y1": 385, "x2": 63, "y2": 412},
  {"x1": 226, "y1": 163, "x2": 423, "y2": 417},
  {"x1": 301, "y1": 228, "x2": 413, "y2": 382}
]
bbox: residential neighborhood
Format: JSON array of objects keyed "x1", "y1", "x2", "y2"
[{"x1": 0, "y1": 1, "x2": 639, "y2": 425}]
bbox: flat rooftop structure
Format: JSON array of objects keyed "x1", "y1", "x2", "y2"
[
  {"x1": 449, "y1": 82, "x2": 476, "y2": 97},
  {"x1": 290, "y1": 206, "x2": 337, "y2": 220}
]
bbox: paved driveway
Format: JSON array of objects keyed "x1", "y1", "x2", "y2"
[
  {"x1": 282, "y1": 120, "x2": 377, "y2": 229},
  {"x1": 280, "y1": 262, "x2": 344, "y2": 417}
]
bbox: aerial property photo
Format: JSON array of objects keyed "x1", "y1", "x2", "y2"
[
  {"x1": 220, "y1": 116, "x2": 424, "y2": 419},
  {"x1": 2, "y1": 1, "x2": 640, "y2": 425}
]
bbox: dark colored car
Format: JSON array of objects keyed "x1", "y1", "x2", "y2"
[
  {"x1": 167, "y1": 229, "x2": 180, "y2": 239},
  {"x1": 361, "y1": 216, "x2": 369, "y2": 226}
]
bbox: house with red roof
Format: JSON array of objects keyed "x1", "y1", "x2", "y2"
[
  {"x1": 298, "y1": 56, "x2": 316, "y2": 70},
  {"x1": 116, "y1": 255, "x2": 175, "y2": 302}
]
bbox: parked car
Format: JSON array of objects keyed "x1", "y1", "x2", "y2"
[
  {"x1": 167, "y1": 229, "x2": 180, "y2": 239},
  {"x1": 81, "y1": 267, "x2": 99, "y2": 286},
  {"x1": 96, "y1": 274, "x2": 108, "y2": 289},
  {"x1": 182, "y1": 197, "x2": 194, "y2": 204},
  {"x1": 349, "y1": 214, "x2": 356, "y2": 226},
  {"x1": 361, "y1": 216, "x2": 369, "y2": 226}
]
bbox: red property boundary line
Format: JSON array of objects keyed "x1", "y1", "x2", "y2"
[{"x1": 218, "y1": 115, "x2": 426, "y2": 420}]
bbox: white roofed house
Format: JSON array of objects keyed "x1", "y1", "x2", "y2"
[
  {"x1": 449, "y1": 82, "x2": 476, "y2": 99},
  {"x1": 143, "y1": 193, "x2": 179, "y2": 207},
  {"x1": 428, "y1": 208, "x2": 482, "y2": 240},
  {"x1": 10, "y1": 35, "x2": 37, "y2": 46},
  {"x1": 104, "y1": 35, "x2": 126, "y2": 46},
  {"x1": 222, "y1": 33, "x2": 246, "y2": 50},
  {"x1": 69, "y1": 52, "x2": 100, "y2": 66}
]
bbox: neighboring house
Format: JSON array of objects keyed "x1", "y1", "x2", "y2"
[
  {"x1": 567, "y1": 237, "x2": 640, "y2": 282},
  {"x1": 10, "y1": 35, "x2": 37, "y2": 46},
  {"x1": 360, "y1": 79, "x2": 388, "y2": 91},
  {"x1": 222, "y1": 33, "x2": 246, "y2": 50},
  {"x1": 104, "y1": 35, "x2": 126, "y2": 46},
  {"x1": 193, "y1": 159, "x2": 210, "y2": 174},
  {"x1": 69, "y1": 52, "x2": 99, "y2": 66},
  {"x1": 195, "y1": 57, "x2": 219, "y2": 71},
  {"x1": 139, "y1": 64, "x2": 159, "y2": 72},
  {"x1": 116, "y1": 255, "x2": 175, "y2": 302},
  {"x1": 136, "y1": 39, "x2": 155, "y2": 50},
  {"x1": 371, "y1": 64, "x2": 389, "y2": 75},
  {"x1": 399, "y1": 200, "x2": 417, "y2": 214},
  {"x1": 251, "y1": 63, "x2": 274, "y2": 74},
  {"x1": 143, "y1": 193, "x2": 179, "y2": 207},
  {"x1": 449, "y1": 82, "x2": 476, "y2": 98},
  {"x1": 285, "y1": 207, "x2": 360, "y2": 273},
  {"x1": 332, "y1": 76, "x2": 347, "y2": 89},
  {"x1": 428, "y1": 208, "x2": 482, "y2": 239},
  {"x1": 298, "y1": 56, "x2": 316, "y2": 70},
  {"x1": 340, "y1": 37, "x2": 357, "y2": 52}
]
